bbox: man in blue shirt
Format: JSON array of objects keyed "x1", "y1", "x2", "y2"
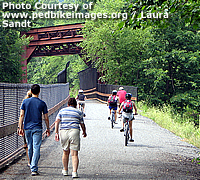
[{"x1": 18, "y1": 84, "x2": 50, "y2": 176}]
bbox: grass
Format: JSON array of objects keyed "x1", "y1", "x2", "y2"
[{"x1": 137, "y1": 101, "x2": 200, "y2": 148}]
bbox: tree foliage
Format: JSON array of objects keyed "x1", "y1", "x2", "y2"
[
  {"x1": 0, "y1": 0, "x2": 35, "y2": 83},
  {"x1": 0, "y1": 30, "x2": 30, "y2": 82},
  {"x1": 81, "y1": 0, "x2": 200, "y2": 123},
  {"x1": 141, "y1": 15, "x2": 200, "y2": 113},
  {"x1": 27, "y1": 55, "x2": 87, "y2": 87},
  {"x1": 120, "y1": 0, "x2": 200, "y2": 29},
  {"x1": 81, "y1": 0, "x2": 149, "y2": 84}
]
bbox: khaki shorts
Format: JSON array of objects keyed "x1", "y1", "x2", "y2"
[{"x1": 60, "y1": 129, "x2": 80, "y2": 151}]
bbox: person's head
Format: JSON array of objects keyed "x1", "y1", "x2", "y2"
[
  {"x1": 112, "y1": 90, "x2": 117, "y2": 95},
  {"x1": 119, "y1": 87, "x2": 124, "y2": 91},
  {"x1": 68, "y1": 98, "x2": 77, "y2": 108},
  {"x1": 125, "y1": 93, "x2": 132, "y2": 100},
  {"x1": 31, "y1": 84, "x2": 40, "y2": 95},
  {"x1": 79, "y1": 89, "x2": 84, "y2": 94}
]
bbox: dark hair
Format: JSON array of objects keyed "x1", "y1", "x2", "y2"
[
  {"x1": 126, "y1": 93, "x2": 132, "y2": 100},
  {"x1": 68, "y1": 98, "x2": 77, "y2": 108},
  {"x1": 31, "y1": 84, "x2": 40, "y2": 95}
]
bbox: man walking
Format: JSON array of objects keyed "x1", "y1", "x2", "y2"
[
  {"x1": 55, "y1": 97, "x2": 87, "y2": 178},
  {"x1": 18, "y1": 84, "x2": 50, "y2": 176}
]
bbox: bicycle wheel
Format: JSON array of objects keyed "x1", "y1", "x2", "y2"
[
  {"x1": 125, "y1": 124, "x2": 129, "y2": 146},
  {"x1": 111, "y1": 112, "x2": 114, "y2": 129}
]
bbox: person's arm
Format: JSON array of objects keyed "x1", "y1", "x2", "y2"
[
  {"x1": 107, "y1": 96, "x2": 110, "y2": 106},
  {"x1": 54, "y1": 118, "x2": 61, "y2": 141},
  {"x1": 18, "y1": 109, "x2": 25, "y2": 136},
  {"x1": 117, "y1": 97, "x2": 119, "y2": 106},
  {"x1": 118, "y1": 101, "x2": 124, "y2": 113},
  {"x1": 133, "y1": 102, "x2": 138, "y2": 115},
  {"x1": 118, "y1": 104, "x2": 122, "y2": 113},
  {"x1": 80, "y1": 123, "x2": 87, "y2": 137},
  {"x1": 44, "y1": 113, "x2": 50, "y2": 137}
]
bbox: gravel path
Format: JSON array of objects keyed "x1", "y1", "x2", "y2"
[{"x1": 1, "y1": 100, "x2": 200, "y2": 179}]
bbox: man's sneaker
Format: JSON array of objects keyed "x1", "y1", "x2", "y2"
[
  {"x1": 114, "y1": 121, "x2": 118, "y2": 124},
  {"x1": 120, "y1": 128, "x2": 124, "y2": 132},
  {"x1": 129, "y1": 139, "x2": 134, "y2": 142},
  {"x1": 31, "y1": 171, "x2": 39, "y2": 176},
  {"x1": 72, "y1": 172, "x2": 78, "y2": 178},
  {"x1": 108, "y1": 117, "x2": 110, "y2": 120},
  {"x1": 62, "y1": 169, "x2": 68, "y2": 176}
]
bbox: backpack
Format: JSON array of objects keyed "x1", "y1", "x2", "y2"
[
  {"x1": 108, "y1": 95, "x2": 117, "y2": 105},
  {"x1": 123, "y1": 100, "x2": 133, "y2": 113},
  {"x1": 78, "y1": 94, "x2": 85, "y2": 101}
]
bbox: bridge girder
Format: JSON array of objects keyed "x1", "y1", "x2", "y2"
[{"x1": 21, "y1": 23, "x2": 85, "y2": 83}]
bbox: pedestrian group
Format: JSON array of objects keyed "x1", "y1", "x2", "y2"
[{"x1": 18, "y1": 84, "x2": 136, "y2": 178}]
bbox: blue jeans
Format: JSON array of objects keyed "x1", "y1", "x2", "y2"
[{"x1": 25, "y1": 129, "x2": 42, "y2": 172}]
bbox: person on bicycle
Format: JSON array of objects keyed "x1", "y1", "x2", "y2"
[
  {"x1": 76, "y1": 89, "x2": 86, "y2": 116},
  {"x1": 107, "y1": 90, "x2": 118, "y2": 123},
  {"x1": 118, "y1": 93, "x2": 137, "y2": 142}
]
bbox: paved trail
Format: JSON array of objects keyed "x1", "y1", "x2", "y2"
[{"x1": 1, "y1": 100, "x2": 200, "y2": 179}]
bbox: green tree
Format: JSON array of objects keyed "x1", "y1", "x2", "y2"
[
  {"x1": 141, "y1": 14, "x2": 200, "y2": 113},
  {"x1": 0, "y1": 0, "x2": 36, "y2": 83},
  {"x1": 81, "y1": 0, "x2": 150, "y2": 85},
  {"x1": 81, "y1": 0, "x2": 200, "y2": 124},
  {"x1": 27, "y1": 55, "x2": 87, "y2": 87},
  {"x1": 120, "y1": 0, "x2": 200, "y2": 29},
  {"x1": 0, "y1": 29, "x2": 31, "y2": 83}
]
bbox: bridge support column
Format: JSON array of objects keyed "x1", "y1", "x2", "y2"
[
  {"x1": 21, "y1": 45, "x2": 36, "y2": 83},
  {"x1": 21, "y1": 56, "x2": 27, "y2": 83}
]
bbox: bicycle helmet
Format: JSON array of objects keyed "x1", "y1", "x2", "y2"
[
  {"x1": 112, "y1": 90, "x2": 117, "y2": 95},
  {"x1": 119, "y1": 87, "x2": 124, "y2": 90},
  {"x1": 79, "y1": 89, "x2": 84, "y2": 93},
  {"x1": 125, "y1": 93, "x2": 132, "y2": 100}
]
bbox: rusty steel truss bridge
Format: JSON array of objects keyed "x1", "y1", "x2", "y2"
[{"x1": 21, "y1": 22, "x2": 85, "y2": 83}]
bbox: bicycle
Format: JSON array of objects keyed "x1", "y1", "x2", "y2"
[
  {"x1": 111, "y1": 108, "x2": 115, "y2": 129},
  {"x1": 123, "y1": 114, "x2": 136, "y2": 146}
]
